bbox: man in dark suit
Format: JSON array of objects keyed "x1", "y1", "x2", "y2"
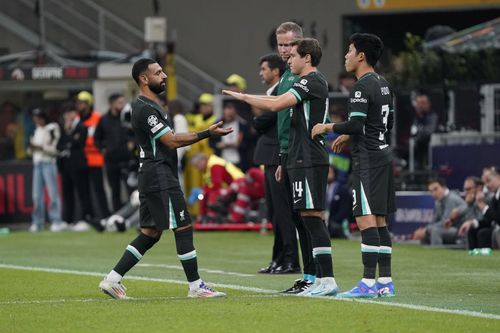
[
  {"x1": 253, "y1": 53, "x2": 300, "y2": 274},
  {"x1": 57, "y1": 103, "x2": 93, "y2": 229}
]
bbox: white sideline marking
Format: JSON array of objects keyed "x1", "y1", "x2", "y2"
[
  {"x1": 0, "y1": 294, "x2": 282, "y2": 306},
  {"x1": 1, "y1": 263, "x2": 499, "y2": 320},
  {"x1": 137, "y1": 263, "x2": 254, "y2": 277}
]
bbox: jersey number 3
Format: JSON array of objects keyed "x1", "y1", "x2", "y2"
[{"x1": 379, "y1": 104, "x2": 390, "y2": 141}]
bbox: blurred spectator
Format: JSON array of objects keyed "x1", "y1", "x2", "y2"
[
  {"x1": 225, "y1": 74, "x2": 247, "y2": 93},
  {"x1": 325, "y1": 107, "x2": 350, "y2": 185},
  {"x1": 191, "y1": 153, "x2": 245, "y2": 223},
  {"x1": 0, "y1": 123, "x2": 16, "y2": 161},
  {"x1": 481, "y1": 166, "x2": 496, "y2": 203},
  {"x1": 459, "y1": 169, "x2": 500, "y2": 253},
  {"x1": 183, "y1": 93, "x2": 216, "y2": 215},
  {"x1": 57, "y1": 103, "x2": 92, "y2": 230},
  {"x1": 212, "y1": 166, "x2": 265, "y2": 224},
  {"x1": 14, "y1": 107, "x2": 35, "y2": 160},
  {"x1": 413, "y1": 178, "x2": 467, "y2": 245},
  {"x1": 76, "y1": 91, "x2": 110, "y2": 218},
  {"x1": 335, "y1": 71, "x2": 356, "y2": 93},
  {"x1": 410, "y1": 91, "x2": 438, "y2": 170},
  {"x1": 29, "y1": 108, "x2": 65, "y2": 232},
  {"x1": 210, "y1": 102, "x2": 250, "y2": 170},
  {"x1": 326, "y1": 166, "x2": 353, "y2": 239},
  {"x1": 94, "y1": 93, "x2": 135, "y2": 211},
  {"x1": 168, "y1": 100, "x2": 189, "y2": 189}
]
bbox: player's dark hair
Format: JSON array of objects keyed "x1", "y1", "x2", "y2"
[
  {"x1": 291, "y1": 38, "x2": 322, "y2": 67},
  {"x1": 108, "y1": 93, "x2": 124, "y2": 104},
  {"x1": 276, "y1": 21, "x2": 303, "y2": 38},
  {"x1": 427, "y1": 178, "x2": 446, "y2": 188},
  {"x1": 259, "y1": 53, "x2": 287, "y2": 76},
  {"x1": 349, "y1": 33, "x2": 384, "y2": 67},
  {"x1": 132, "y1": 58, "x2": 157, "y2": 84}
]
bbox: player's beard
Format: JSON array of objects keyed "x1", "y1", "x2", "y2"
[{"x1": 149, "y1": 81, "x2": 165, "y2": 95}]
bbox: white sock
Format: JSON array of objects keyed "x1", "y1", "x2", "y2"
[
  {"x1": 377, "y1": 277, "x2": 392, "y2": 284},
  {"x1": 106, "y1": 270, "x2": 122, "y2": 283},
  {"x1": 361, "y1": 278, "x2": 376, "y2": 287},
  {"x1": 189, "y1": 279, "x2": 202, "y2": 290},
  {"x1": 321, "y1": 277, "x2": 338, "y2": 287}
]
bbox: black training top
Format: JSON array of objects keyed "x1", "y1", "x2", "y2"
[
  {"x1": 286, "y1": 71, "x2": 330, "y2": 169},
  {"x1": 131, "y1": 95, "x2": 179, "y2": 193},
  {"x1": 344, "y1": 72, "x2": 394, "y2": 170}
]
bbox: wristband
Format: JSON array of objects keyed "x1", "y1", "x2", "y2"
[{"x1": 197, "y1": 129, "x2": 211, "y2": 139}]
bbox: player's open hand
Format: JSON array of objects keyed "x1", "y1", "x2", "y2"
[
  {"x1": 222, "y1": 90, "x2": 244, "y2": 100},
  {"x1": 209, "y1": 121, "x2": 233, "y2": 137},
  {"x1": 311, "y1": 123, "x2": 328, "y2": 139},
  {"x1": 332, "y1": 135, "x2": 350, "y2": 153}
]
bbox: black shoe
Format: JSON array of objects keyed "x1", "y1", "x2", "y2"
[
  {"x1": 279, "y1": 279, "x2": 313, "y2": 294},
  {"x1": 272, "y1": 263, "x2": 301, "y2": 274},
  {"x1": 258, "y1": 261, "x2": 278, "y2": 274}
]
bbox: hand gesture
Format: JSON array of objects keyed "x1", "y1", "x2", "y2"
[
  {"x1": 331, "y1": 135, "x2": 350, "y2": 153},
  {"x1": 311, "y1": 123, "x2": 329, "y2": 139},
  {"x1": 208, "y1": 121, "x2": 233, "y2": 137},
  {"x1": 222, "y1": 90, "x2": 244, "y2": 101},
  {"x1": 458, "y1": 220, "x2": 473, "y2": 237}
]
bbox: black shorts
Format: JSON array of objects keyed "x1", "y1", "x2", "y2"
[
  {"x1": 351, "y1": 163, "x2": 395, "y2": 217},
  {"x1": 139, "y1": 187, "x2": 191, "y2": 230},
  {"x1": 287, "y1": 166, "x2": 328, "y2": 211}
]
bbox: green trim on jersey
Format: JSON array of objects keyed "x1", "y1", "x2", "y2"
[
  {"x1": 304, "y1": 100, "x2": 311, "y2": 131},
  {"x1": 150, "y1": 127, "x2": 171, "y2": 157},
  {"x1": 305, "y1": 178, "x2": 313, "y2": 209},
  {"x1": 289, "y1": 88, "x2": 302, "y2": 102},
  {"x1": 349, "y1": 112, "x2": 367, "y2": 118},
  {"x1": 169, "y1": 197, "x2": 177, "y2": 229},
  {"x1": 153, "y1": 126, "x2": 171, "y2": 140}
]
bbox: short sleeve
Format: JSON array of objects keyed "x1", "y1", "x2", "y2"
[
  {"x1": 140, "y1": 106, "x2": 172, "y2": 140},
  {"x1": 288, "y1": 77, "x2": 320, "y2": 102},
  {"x1": 348, "y1": 82, "x2": 370, "y2": 119}
]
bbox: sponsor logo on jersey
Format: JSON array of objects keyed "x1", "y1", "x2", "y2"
[
  {"x1": 300, "y1": 79, "x2": 308, "y2": 85},
  {"x1": 147, "y1": 115, "x2": 158, "y2": 127},
  {"x1": 293, "y1": 82, "x2": 309, "y2": 93},
  {"x1": 350, "y1": 97, "x2": 367, "y2": 103},
  {"x1": 355, "y1": 91, "x2": 362, "y2": 98}
]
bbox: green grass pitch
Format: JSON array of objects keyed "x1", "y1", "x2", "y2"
[{"x1": 0, "y1": 230, "x2": 499, "y2": 332}]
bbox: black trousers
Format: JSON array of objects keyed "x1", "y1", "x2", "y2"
[
  {"x1": 86, "y1": 166, "x2": 110, "y2": 218},
  {"x1": 265, "y1": 165, "x2": 299, "y2": 267},
  {"x1": 282, "y1": 155, "x2": 315, "y2": 275},
  {"x1": 467, "y1": 226, "x2": 493, "y2": 249},
  {"x1": 61, "y1": 165, "x2": 93, "y2": 223},
  {"x1": 106, "y1": 161, "x2": 132, "y2": 212}
]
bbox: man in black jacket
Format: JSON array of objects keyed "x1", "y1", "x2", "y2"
[
  {"x1": 94, "y1": 93, "x2": 135, "y2": 212},
  {"x1": 253, "y1": 53, "x2": 300, "y2": 274},
  {"x1": 57, "y1": 103, "x2": 93, "y2": 227},
  {"x1": 459, "y1": 169, "x2": 500, "y2": 252}
]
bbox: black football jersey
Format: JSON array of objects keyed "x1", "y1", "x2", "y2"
[
  {"x1": 286, "y1": 71, "x2": 330, "y2": 169},
  {"x1": 348, "y1": 72, "x2": 394, "y2": 170},
  {"x1": 131, "y1": 96, "x2": 179, "y2": 193}
]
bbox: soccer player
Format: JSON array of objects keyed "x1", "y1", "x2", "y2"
[
  {"x1": 99, "y1": 58, "x2": 231, "y2": 299},
  {"x1": 273, "y1": 21, "x2": 318, "y2": 293},
  {"x1": 312, "y1": 33, "x2": 396, "y2": 298},
  {"x1": 224, "y1": 38, "x2": 339, "y2": 296}
]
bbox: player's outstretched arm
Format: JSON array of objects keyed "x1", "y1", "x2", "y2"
[
  {"x1": 159, "y1": 121, "x2": 233, "y2": 149},
  {"x1": 222, "y1": 90, "x2": 296, "y2": 112}
]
